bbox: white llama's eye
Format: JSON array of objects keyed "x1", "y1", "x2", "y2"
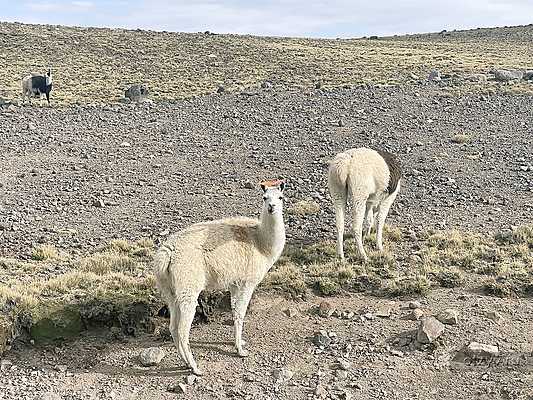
[
  {"x1": 263, "y1": 196, "x2": 267, "y2": 201},
  {"x1": 278, "y1": 196, "x2": 283, "y2": 200}
]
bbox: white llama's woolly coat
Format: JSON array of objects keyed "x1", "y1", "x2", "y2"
[
  {"x1": 328, "y1": 147, "x2": 401, "y2": 260},
  {"x1": 153, "y1": 184, "x2": 285, "y2": 376}
]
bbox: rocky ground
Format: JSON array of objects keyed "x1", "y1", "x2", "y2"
[
  {"x1": 1, "y1": 85, "x2": 532, "y2": 258},
  {"x1": 1, "y1": 291, "x2": 532, "y2": 400},
  {"x1": 1, "y1": 72, "x2": 533, "y2": 400}
]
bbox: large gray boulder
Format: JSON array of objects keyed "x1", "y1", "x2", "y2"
[
  {"x1": 124, "y1": 84, "x2": 149, "y2": 102},
  {"x1": 492, "y1": 69, "x2": 523, "y2": 82}
]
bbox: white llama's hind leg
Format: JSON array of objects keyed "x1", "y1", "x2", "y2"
[
  {"x1": 168, "y1": 303, "x2": 187, "y2": 365},
  {"x1": 230, "y1": 285, "x2": 255, "y2": 357},
  {"x1": 330, "y1": 185, "x2": 348, "y2": 259},
  {"x1": 352, "y1": 198, "x2": 368, "y2": 260},
  {"x1": 177, "y1": 296, "x2": 203, "y2": 375},
  {"x1": 375, "y1": 188, "x2": 399, "y2": 251},
  {"x1": 363, "y1": 203, "x2": 375, "y2": 238}
]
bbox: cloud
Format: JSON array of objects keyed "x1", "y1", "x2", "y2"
[
  {"x1": 4, "y1": 0, "x2": 533, "y2": 38},
  {"x1": 25, "y1": 0, "x2": 94, "y2": 13}
]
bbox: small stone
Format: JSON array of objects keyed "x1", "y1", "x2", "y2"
[
  {"x1": 437, "y1": 309, "x2": 459, "y2": 325},
  {"x1": 408, "y1": 301, "x2": 422, "y2": 309},
  {"x1": 272, "y1": 367, "x2": 293, "y2": 382},
  {"x1": 409, "y1": 309, "x2": 424, "y2": 321},
  {"x1": 261, "y1": 81, "x2": 273, "y2": 89},
  {"x1": 390, "y1": 349, "x2": 404, "y2": 357},
  {"x1": 28, "y1": 122, "x2": 37, "y2": 130},
  {"x1": 318, "y1": 300, "x2": 335, "y2": 318},
  {"x1": 315, "y1": 384, "x2": 328, "y2": 398},
  {"x1": 484, "y1": 310, "x2": 503, "y2": 323},
  {"x1": 464, "y1": 342, "x2": 499, "y2": 358},
  {"x1": 376, "y1": 306, "x2": 391, "y2": 318},
  {"x1": 338, "y1": 358, "x2": 351, "y2": 370},
  {"x1": 283, "y1": 307, "x2": 298, "y2": 317},
  {"x1": 243, "y1": 181, "x2": 254, "y2": 189},
  {"x1": 313, "y1": 331, "x2": 332, "y2": 347},
  {"x1": 185, "y1": 374, "x2": 197, "y2": 385},
  {"x1": 338, "y1": 119, "x2": 345, "y2": 127},
  {"x1": 428, "y1": 70, "x2": 441, "y2": 82},
  {"x1": 139, "y1": 347, "x2": 165, "y2": 366},
  {"x1": 217, "y1": 85, "x2": 225, "y2": 93},
  {"x1": 55, "y1": 364, "x2": 68, "y2": 373},
  {"x1": 416, "y1": 316, "x2": 445, "y2": 344},
  {"x1": 120, "y1": 141, "x2": 131, "y2": 147},
  {"x1": 336, "y1": 370, "x2": 348, "y2": 379},
  {"x1": 173, "y1": 383, "x2": 188, "y2": 394},
  {"x1": 92, "y1": 198, "x2": 105, "y2": 208}
]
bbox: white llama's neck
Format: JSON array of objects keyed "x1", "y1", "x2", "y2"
[{"x1": 258, "y1": 209, "x2": 286, "y2": 261}]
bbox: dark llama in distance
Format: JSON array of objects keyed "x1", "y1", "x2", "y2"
[{"x1": 22, "y1": 68, "x2": 53, "y2": 105}]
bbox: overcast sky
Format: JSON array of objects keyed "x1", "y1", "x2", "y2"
[{"x1": 1, "y1": 0, "x2": 532, "y2": 38}]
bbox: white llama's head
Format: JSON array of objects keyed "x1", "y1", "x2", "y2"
[{"x1": 260, "y1": 179, "x2": 285, "y2": 215}]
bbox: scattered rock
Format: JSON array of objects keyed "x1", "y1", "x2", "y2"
[
  {"x1": 465, "y1": 74, "x2": 487, "y2": 83},
  {"x1": 464, "y1": 342, "x2": 499, "y2": 358},
  {"x1": 524, "y1": 70, "x2": 533, "y2": 80},
  {"x1": 338, "y1": 358, "x2": 351, "y2": 370},
  {"x1": 492, "y1": 69, "x2": 523, "y2": 82},
  {"x1": 318, "y1": 300, "x2": 335, "y2": 318},
  {"x1": 28, "y1": 122, "x2": 37, "y2": 130},
  {"x1": 336, "y1": 369, "x2": 348, "y2": 379},
  {"x1": 92, "y1": 198, "x2": 105, "y2": 208},
  {"x1": 54, "y1": 364, "x2": 68, "y2": 373},
  {"x1": 168, "y1": 383, "x2": 188, "y2": 394},
  {"x1": 409, "y1": 308, "x2": 424, "y2": 321},
  {"x1": 217, "y1": 85, "x2": 225, "y2": 93},
  {"x1": 42, "y1": 393, "x2": 61, "y2": 400},
  {"x1": 283, "y1": 307, "x2": 298, "y2": 317},
  {"x1": 428, "y1": 70, "x2": 441, "y2": 82},
  {"x1": 408, "y1": 301, "x2": 422, "y2": 309},
  {"x1": 272, "y1": 367, "x2": 294, "y2": 382},
  {"x1": 484, "y1": 310, "x2": 503, "y2": 323},
  {"x1": 185, "y1": 374, "x2": 197, "y2": 385},
  {"x1": 261, "y1": 81, "x2": 273, "y2": 89},
  {"x1": 437, "y1": 309, "x2": 458, "y2": 325},
  {"x1": 139, "y1": 347, "x2": 165, "y2": 366},
  {"x1": 416, "y1": 316, "x2": 445, "y2": 344},
  {"x1": 315, "y1": 384, "x2": 328, "y2": 398},
  {"x1": 124, "y1": 84, "x2": 149, "y2": 102},
  {"x1": 313, "y1": 331, "x2": 332, "y2": 347},
  {"x1": 243, "y1": 181, "x2": 254, "y2": 189},
  {"x1": 376, "y1": 306, "x2": 392, "y2": 318}
]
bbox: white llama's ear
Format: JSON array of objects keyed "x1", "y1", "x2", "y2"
[{"x1": 260, "y1": 184, "x2": 267, "y2": 192}]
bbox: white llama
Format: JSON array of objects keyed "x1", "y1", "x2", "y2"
[
  {"x1": 328, "y1": 148, "x2": 401, "y2": 260},
  {"x1": 154, "y1": 179, "x2": 286, "y2": 375}
]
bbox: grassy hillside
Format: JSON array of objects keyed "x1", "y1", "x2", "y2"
[{"x1": 1, "y1": 22, "x2": 532, "y2": 104}]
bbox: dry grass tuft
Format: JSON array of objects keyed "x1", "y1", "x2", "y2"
[
  {"x1": 263, "y1": 263, "x2": 307, "y2": 298},
  {"x1": 287, "y1": 200, "x2": 321, "y2": 216},
  {"x1": 31, "y1": 244, "x2": 61, "y2": 261}
]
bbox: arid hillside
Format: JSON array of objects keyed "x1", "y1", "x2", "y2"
[{"x1": 1, "y1": 22, "x2": 533, "y2": 104}]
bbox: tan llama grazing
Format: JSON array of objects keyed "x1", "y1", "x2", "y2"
[
  {"x1": 154, "y1": 179, "x2": 286, "y2": 375},
  {"x1": 328, "y1": 147, "x2": 401, "y2": 260}
]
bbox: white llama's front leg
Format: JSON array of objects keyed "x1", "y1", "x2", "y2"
[{"x1": 231, "y1": 285, "x2": 255, "y2": 357}]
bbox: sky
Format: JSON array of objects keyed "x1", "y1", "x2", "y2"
[{"x1": 1, "y1": 0, "x2": 532, "y2": 38}]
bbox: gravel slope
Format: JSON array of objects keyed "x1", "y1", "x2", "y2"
[{"x1": 1, "y1": 86, "x2": 532, "y2": 258}]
